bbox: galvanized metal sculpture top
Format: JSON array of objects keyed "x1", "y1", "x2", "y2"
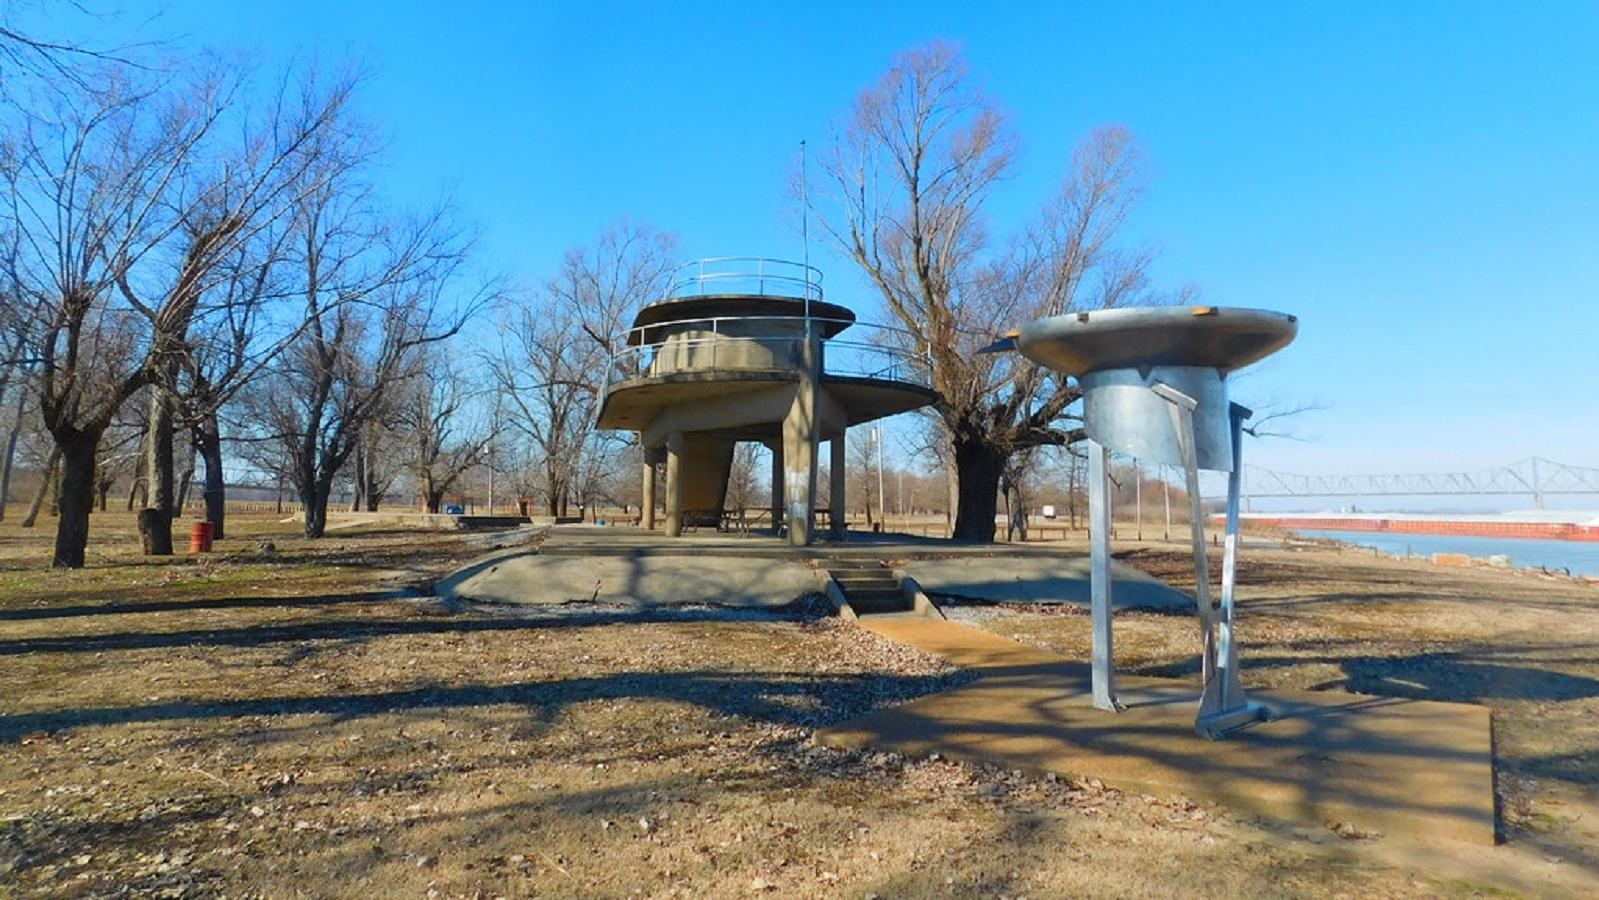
[{"x1": 991, "y1": 305, "x2": 1297, "y2": 739}]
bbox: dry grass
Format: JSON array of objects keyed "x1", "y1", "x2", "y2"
[{"x1": 1, "y1": 513, "x2": 1596, "y2": 897}]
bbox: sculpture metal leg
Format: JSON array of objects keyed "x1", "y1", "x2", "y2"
[
  {"x1": 1153, "y1": 385, "x2": 1267, "y2": 739},
  {"x1": 1088, "y1": 439, "x2": 1122, "y2": 712},
  {"x1": 1204, "y1": 402, "x2": 1267, "y2": 735}
]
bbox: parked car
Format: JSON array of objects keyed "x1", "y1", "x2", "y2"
[{"x1": 443, "y1": 504, "x2": 465, "y2": 515}]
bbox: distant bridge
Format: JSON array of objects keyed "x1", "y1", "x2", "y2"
[{"x1": 1228, "y1": 458, "x2": 1599, "y2": 507}]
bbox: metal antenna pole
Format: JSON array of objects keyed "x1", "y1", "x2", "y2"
[{"x1": 799, "y1": 139, "x2": 811, "y2": 320}]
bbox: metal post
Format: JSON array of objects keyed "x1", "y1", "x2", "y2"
[
  {"x1": 1163, "y1": 463, "x2": 1172, "y2": 541},
  {"x1": 875, "y1": 426, "x2": 886, "y2": 529},
  {"x1": 1088, "y1": 439, "x2": 1121, "y2": 712},
  {"x1": 830, "y1": 432, "x2": 847, "y2": 540},
  {"x1": 1134, "y1": 458, "x2": 1142, "y2": 541},
  {"x1": 898, "y1": 465, "x2": 904, "y2": 531}
]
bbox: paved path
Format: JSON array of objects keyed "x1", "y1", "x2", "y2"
[{"x1": 819, "y1": 619, "x2": 1496, "y2": 845}]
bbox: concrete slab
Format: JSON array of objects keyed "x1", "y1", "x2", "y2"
[
  {"x1": 818, "y1": 619, "x2": 1496, "y2": 845},
  {"x1": 501, "y1": 527, "x2": 1192, "y2": 610},
  {"x1": 901, "y1": 555, "x2": 1192, "y2": 610},
  {"x1": 436, "y1": 550, "x2": 821, "y2": 608}
]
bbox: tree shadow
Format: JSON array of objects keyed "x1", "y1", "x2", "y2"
[
  {"x1": 0, "y1": 667, "x2": 966, "y2": 744},
  {"x1": 1131, "y1": 642, "x2": 1599, "y2": 704},
  {"x1": 0, "y1": 599, "x2": 839, "y2": 658},
  {"x1": 0, "y1": 590, "x2": 418, "y2": 621}
]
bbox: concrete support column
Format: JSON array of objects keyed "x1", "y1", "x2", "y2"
[
  {"x1": 781, "y1": 331, "x2": 822, "y2": 546},
  {"x1": 768, "y1": 441, "x2": 784, "y2": 531},
  {"x1": 664, "y1": 432, "x2": 685, "y2": 537},
  {"x1": 829, "y1": 431, "x2": 847, "y2": 540},
  {"x1": 641, "y1": 458, "x2": 656, "y2": 530}
]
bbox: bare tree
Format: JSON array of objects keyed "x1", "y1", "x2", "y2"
[
  {"x1": 1, "y1": 66, "x2": 235, "y2": 566},
  {"x1": 489, "y1": 221, "x2": 674, "y2": 518},
  {"x1": 725, "y1": 442, "x2": 761, "y2": 516},
  {"x1": 810, "y1": 42, "x2": 1157, "y2": 541},
  {"x1": 398, "y1": 347, "x2": 491, "y2": 513},
  {"x1": 246, "y1": 199, "x2": 482, "y2": 537},
  {"x1": 1, "y1": 53, "x2": 361, "y2": 565},
  {"x1": 847, "y1": 434, "x2": 878, "y2": 529},
  {"x1": 231, "y1": 92, "x2": 492, "y2": 540},
  {"x1": 0, "y1": 5, "x2": 155, "y2": 91}
]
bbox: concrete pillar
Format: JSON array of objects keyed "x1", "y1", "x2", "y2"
[
  {"x1": 781, "y1": 331, "x2": 821, "y2": 546},
  {"x1": 830, "y1": 431, "x2": 847, "y2": 540},
  {"x1": 768, "y1": 440, "x2": 784, "y2": 531},
  {"x1": 641, "y1": 458, "x2": 656, "y2": 530},
  {"x1": 665, "y1": 432, "x2": 685, "y2": 537}
]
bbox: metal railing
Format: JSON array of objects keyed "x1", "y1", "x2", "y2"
[
  {"x1": 606, "y1": 314, "x2": 932, "y2": 389},
  {"x1": 666, "y1": 257, "x2": 824, "y2": 302}
]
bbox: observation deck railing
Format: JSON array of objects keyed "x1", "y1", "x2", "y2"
[
  {"x1": 666, "y1": 257, "x2": 824, "y2": 302},
  {"x1": 605, "y1": 314, "x2": 933, "y2": 390}
]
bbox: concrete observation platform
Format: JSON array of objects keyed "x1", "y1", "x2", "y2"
[
  {"x1": 437, "y1": 527, "x2": 1191, "y2": 610},
  {"x1": 594, "y1": 257, "x2": 939, "y2": 547},
  {"x1": 819, "y1": 619, "x2": 1496, "y2": 846}
]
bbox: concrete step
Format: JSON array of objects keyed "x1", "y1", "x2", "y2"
[
  {"x1": 847, "y1": 594, "x2": 914, "y2": 615},
  {"x1": 825, "y1": 566, "x2": 939, "y2": 619},
  {"x1": 837, "y1": 581, "x2": 901, "y2": 594}
]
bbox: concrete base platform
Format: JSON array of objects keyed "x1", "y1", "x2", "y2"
[
  {"x1": 437, "y1": 549, "x2": 821, "y2": 608},
  {"x1": 449, "y1": 526, "x2": 1180, "y2": 610},
  {"x1": 818, "y1": 620, "x2": 1496, "y2": 845}
]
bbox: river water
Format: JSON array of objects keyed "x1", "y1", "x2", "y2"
[{"x1": 1292, "y1": 529, "x2": 1599, "y2": 578}]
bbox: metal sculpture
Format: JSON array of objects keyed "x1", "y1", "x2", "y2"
[{"x1": 987, "y1": 306, "x2": 1297, "y2": 738}]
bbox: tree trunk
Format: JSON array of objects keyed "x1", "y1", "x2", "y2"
[
  {"x1": 951, "y1": 431, "x2": 1005, "y2": 542},
  {"x1": 363, "y1": 467, "x2": 381, "y2": 511},
  {"x1": 53, "y1": 435, "x2": 100, "y2": 568},
  {"x1": 422, "y1": 471, "x2": 442, "y2": 514},
  {"x1": 139, "y1": 387, "x2": 176, "y2": 556},
  {"x1": 945, "y1": 463, "x2": 957, "y2": 538},
  {"x1": 175, "y1": 455, "x2": 194, "y2": 514},
  {"x1": 1008, "y1": 479, "x2": 1027, "y2": 542},
  {"x1": 0, "y1": 384, "x2": 25, "y2": 522},
  {"x1": 349, "y1": 439, "x2": 365, "y2": 512},
  {"x1": 196, "y1": 413, "x2": 227, "y2": 540},
  {"x1": 302, "y1": 479, "x2": 331, "y2": 538},
  {"x1": 22, "y1": 447, "x2": 61, "y2": 528},
  {"x1": 1002, "y1": 474, "x2": 1014, "y2": 542}
]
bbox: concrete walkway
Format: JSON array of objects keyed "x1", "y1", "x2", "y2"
[{"x1": 818, "y1": 619, "x2": 1496, "y2": 845}]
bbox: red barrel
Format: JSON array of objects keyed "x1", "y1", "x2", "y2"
[{"x1": 188, "y1": 521, "x2": 214, "y2": 553}]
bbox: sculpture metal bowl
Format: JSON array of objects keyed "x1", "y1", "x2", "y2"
[{"x1": 1010, "y1": 306, "x2": 1297, "y2": 376}]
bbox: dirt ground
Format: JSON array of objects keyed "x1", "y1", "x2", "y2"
[{"x1": 2, "y1": 511, "x2": 1597, "y2": 898}]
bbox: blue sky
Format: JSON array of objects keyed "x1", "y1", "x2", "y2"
[{"x1": 48, "y1": 1, "x2": 1599, "y2": 500}]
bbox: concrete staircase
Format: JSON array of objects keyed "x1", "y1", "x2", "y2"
[{"x1": 823, "y1": 562, "x2": 942, "y2": 619}]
